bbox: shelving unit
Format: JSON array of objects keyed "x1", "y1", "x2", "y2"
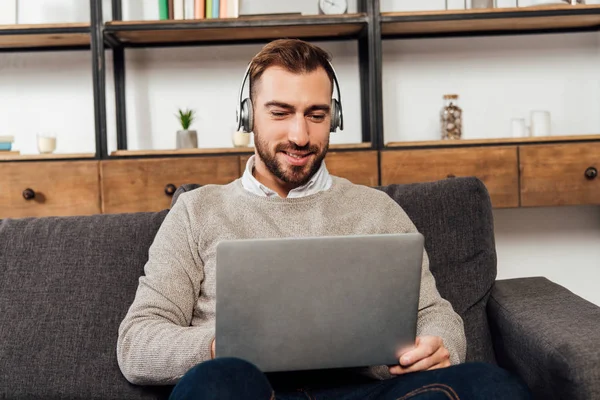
[
  {"x1": 1, "y1": 0, "x2": 600, "y2": 218},
  {"x1": 386, "y1": 134, "x2": 600, "y2": 149},
  {"x1": 104, "y1": 13, "x2": 368, "y2": 46},
  {"x1": 0, "y1": 23, "x2": 90, "y2": 50},
  {"x1": 381, "y1": 4, "x2": 600, "y2": 38}
]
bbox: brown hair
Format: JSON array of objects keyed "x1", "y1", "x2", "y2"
[{"x1": 249, "y1": 39, "x2": 334, "y2": 101}]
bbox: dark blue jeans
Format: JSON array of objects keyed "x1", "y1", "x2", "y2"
[{"x1": 169, "y1": 358, "x2": 532, "y2": 400}]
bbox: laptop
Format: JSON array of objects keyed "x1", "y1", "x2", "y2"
[{"x1": 214, "y1": 233, "x2": 424, "y2": 373}]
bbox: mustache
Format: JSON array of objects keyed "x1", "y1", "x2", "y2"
[{"x1": 275, "y1": 142, "x2": 320, "y2": 153}]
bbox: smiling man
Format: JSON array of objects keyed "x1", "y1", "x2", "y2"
[{"x1": 116, "y1": 39, "x2": 531, "y2": 400}]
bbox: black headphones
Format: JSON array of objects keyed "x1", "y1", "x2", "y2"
[{"x1": 235, "y1": 60, "x2": 344, "y2": 134}]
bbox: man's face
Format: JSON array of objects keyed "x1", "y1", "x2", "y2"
[{"x1": 252, "y1": 65, "x2": 332, "y2": 188}]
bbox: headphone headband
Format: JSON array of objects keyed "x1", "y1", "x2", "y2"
[{"x1": 236, "y1": 60, "x2": 343, "y2": 133}]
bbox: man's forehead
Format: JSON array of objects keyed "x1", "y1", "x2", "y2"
[{"x1": 255, "y1": 66, "x2": 332, "y2": 101}]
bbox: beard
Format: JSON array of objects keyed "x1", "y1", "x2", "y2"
[{"x1": 254, "y1": 129, "x2": 329, "y2": 188}]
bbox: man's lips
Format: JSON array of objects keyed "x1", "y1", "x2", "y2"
[{"x1": 279, "y1": 151, "x2": 313, "y2": 166}]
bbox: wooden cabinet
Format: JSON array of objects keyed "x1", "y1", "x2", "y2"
[
  {"x1": 520, "y1": 143, "x2": 600, "y2": 207},
  {"x1": 239, "y1": 150, "x2": 379, "y2": 187},
  {"x1": 380, "y1": 146, "x2": 520, "y2": 208},
  {"x1": 0, "y1": 161, "x2": 101, "y2": 219},
  {"x1": 100, "y1": 156, "x2": 240, "y2": 213}
]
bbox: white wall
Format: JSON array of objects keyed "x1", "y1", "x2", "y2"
[{"x1": 1, "y1": 0, "x2": 599, "y2": 305}]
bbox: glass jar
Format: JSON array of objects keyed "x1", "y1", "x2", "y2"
[
  {"x1": 441, "y1": 94, "x2": 462, "y2": 140},
  {"x1": 471, "y1": 0, "x2": 494, "y2": 8}
]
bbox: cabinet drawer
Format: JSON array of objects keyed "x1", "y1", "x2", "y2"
[
  {"x1": 239, "y1": 150, "x2": 379, "y2": 187},
  {"x1": 520, "y1": 143, "x2": 600, "y2": 207},
  {"x1": 381, "y1": 146, "x2": 519, "y2": 208},
  {"x1": 101, "y1": 156, "x2": 240, "y2": 213},
  {"x1": 0, "y1": 161, "x2": 101, "y2": 218}
]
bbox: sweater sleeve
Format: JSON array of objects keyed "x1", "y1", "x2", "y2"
[
  {"x1": 362, "y1": 197, "x2": 467, "y2": 380},
  {"x1": 116, "y1": 195, "x2": 213, "y2": 386}
]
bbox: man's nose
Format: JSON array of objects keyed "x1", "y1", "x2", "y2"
[{"x1": 288, "y1": 115, "x2": 309, "y2": 147}]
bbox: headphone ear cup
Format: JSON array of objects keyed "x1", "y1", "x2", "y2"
[
  {"x1": 330, "y1": 99, "x2": 341, "y2": 132},
  {"x1": 241, "y1": 98, "x2": 253, "y2": 133}
]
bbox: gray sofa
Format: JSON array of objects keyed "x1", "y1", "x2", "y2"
[{"x1": 1, "y1": 177, "x2": 599, "y2": 400}]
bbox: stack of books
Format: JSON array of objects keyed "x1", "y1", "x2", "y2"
[
  {"x1": 0, "y1": 136, "x2": 14, "y2": 152},
  {"x1": 159, "y1": 0, "x2": 239, "y2": 20}
]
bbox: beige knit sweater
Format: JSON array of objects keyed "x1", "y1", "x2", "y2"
[{"x1": 116, "y1": 177, "x2": 466, "y2": 385}]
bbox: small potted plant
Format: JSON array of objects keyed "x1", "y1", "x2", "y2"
[{"x1": 175, "y1": 108, "x2": 197, "y2": 149}]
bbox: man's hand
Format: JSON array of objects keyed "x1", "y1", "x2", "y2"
[
  {"x1": 389, "y1": 336, "x2": 451, "y2": 375},
  {"x1": 211, "y1": 339, "x2": 216, "y2": 359}
]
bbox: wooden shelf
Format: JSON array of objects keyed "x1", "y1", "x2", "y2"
[
  {"x1": 381, "y1": 4, "x2": 600, "y2": 37},
  {"x1": 104, "y1": 13, "x2": 368, "y2": 46},
  {"x1": 110, "y1": 142, "x2": 371, "y2": 157},
  {"x1": 0, "y1": 23, "x2": 90, "y2": 49},
  {"x1": 385, "y1": 134, "x2": 600, "y2": 149},
  {"x1": 0, "y1": 153, "x2": 95, "y2": 161}
]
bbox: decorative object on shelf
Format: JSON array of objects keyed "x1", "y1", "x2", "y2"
[
  {"x1": 0, "y1": 135, "x2": 14, "y2": 152},
  {"x1": 511, "y1": 118, "x2": 530, "y2": 138},
  {"x1": 441, "y1": 94, "x2": 463, "y2": 140},
  {"x1": 471, "y1": 0, "x2": 495, "y2": 9},
  {"x1": 37, "y1": 133, "x2": 56, "y2": 154},
  {"x1": 175, "y1": 108, "x2": 198, "y2": 149},
  {"x1": 232, "y1": 129, "x2": 251, "y2": 147},
  {"x1": 318, "y1": 0, "x2": 348, "y2": 15},
  {"x1": 530, "y1": 110, "x2": 551, "y2": 137}
]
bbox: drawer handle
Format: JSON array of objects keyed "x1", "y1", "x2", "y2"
[
  {"x1": 164, "y1": 183, "x2": 177, "y2": 196},
  {"x1": 446, "y1": 174, "x2": 456, "y2": 179},
  {"x1": 22, "y1": 188, "x2": 36, "y2": 200},
  {"x1": 585, "y1": 167, "x2": 598, "y2": 180}
]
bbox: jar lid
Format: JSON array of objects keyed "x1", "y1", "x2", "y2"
[{"x1": 443, "y1": 94, "x2": 459, "y2": 99}]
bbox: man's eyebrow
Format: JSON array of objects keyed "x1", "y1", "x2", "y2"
[
  {"x1": 264, "y1": 101, "x2": 295, "y2": 110},
  {"x1": 264, "y1": 101, "x2": 331, "y2": 113},
  {"x1": 306, "y1": 104, "x2": 331, "y2": 113}
]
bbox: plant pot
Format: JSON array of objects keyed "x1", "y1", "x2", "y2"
[{"x1": 176, "y1": 130, "x2": 198, "y2": 149}]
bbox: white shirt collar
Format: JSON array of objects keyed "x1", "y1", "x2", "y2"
[{"x1": 241, "y1": 154, "x2": 332, "y2": 198}]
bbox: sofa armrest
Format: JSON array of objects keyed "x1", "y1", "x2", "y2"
[{"x1": 487, "y1": 277, "x2": 600, "y2": 400}]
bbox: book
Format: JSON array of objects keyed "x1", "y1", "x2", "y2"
[
  {"x1": 159, "y1": 0, "x2": 168, "y2": 20},
  {"x1": 206, "y1": 0, "x2": 213, "y2": 19},
  {"x1": 220, "y1": 0, "x2": 228, "y2": 18},
  {"x1": 168, "y1": 0, "x2": 174, "y2": 19},
  {"x1": 230, "y1": 0, "x2": 239, "y2": 18},
  {"x1": 0, "y1": 0, "x2": 17, "y2": 25},
  {"x1": 0, "y1": 136, "x2": 14, "y2": 142},
  {"x1": 185, "y1": 0, "x2": 195, "y2": 19},
  {"x1": 174, "y1": 0, "x2": 184, "y2": 19},
  {"x1": 213, "y1": 0, "x2": 219, "y2": 19},
  {"x1": 194, "y1": 0, "x2": 205, "y2": 18},
  {"x1": 0, "y1": 143, "x2": 13, "y2": 151}
]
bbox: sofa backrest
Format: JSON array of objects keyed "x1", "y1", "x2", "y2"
[
  {"x1": 0, "y1": 177, "x2": 497, "y2": 399},
  {"x1": 0, "y1": 212, "x2": 172, "y2": 400}
]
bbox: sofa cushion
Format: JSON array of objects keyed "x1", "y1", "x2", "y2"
[
  {"x1": 0, "y1": 212, "x2": 172, "y2": 400},
  {"x1": 174, "y1": 177, "x2": 497, "y2": 363}
]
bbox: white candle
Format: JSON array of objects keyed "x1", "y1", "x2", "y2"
[
  {"x1": 37, "y1": 135, "x2": 57, "y2": 154},
  {"x1": 232, "y1": 130, "x2": 250, "y2": 147}
]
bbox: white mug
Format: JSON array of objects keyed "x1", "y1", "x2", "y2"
[
  {"x1": 511, "y1": 118, "x2": 529, "y2": 138},
  {"x1": 530, "y1": 111, "x2": 551, "y2": 137}
]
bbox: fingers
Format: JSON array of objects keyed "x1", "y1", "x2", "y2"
[
  {"x1": 389, "y1": 345, "x2": 451, "y2": 375},
  {"x1": 397, "y1": 336, "x2": 442, "y2": 367}
]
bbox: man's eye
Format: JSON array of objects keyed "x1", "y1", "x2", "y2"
[
  {"x1": 309, "y1": 114, "x2": 326, "y2": 122},
  {"x1": 271, "y1": 111, "x2": 287, "y2": 117}
]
